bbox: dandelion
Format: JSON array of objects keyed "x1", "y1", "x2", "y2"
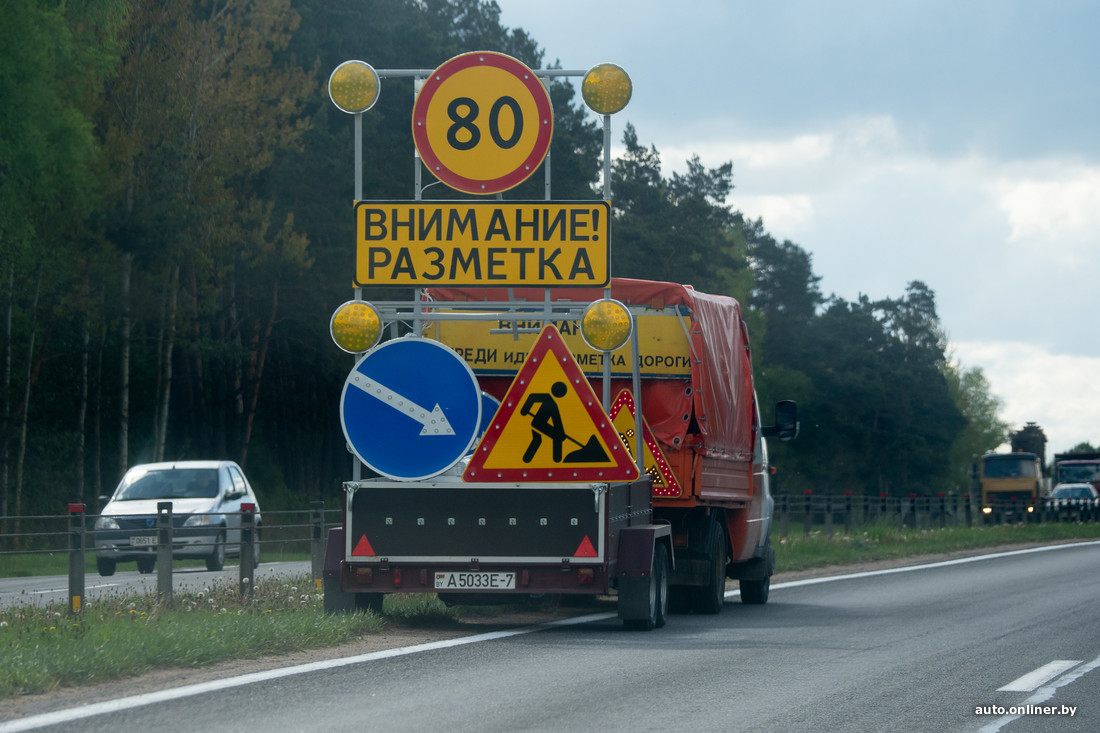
[
  {"x1": 220, "y1": 608, "x2": 227, "y2": 614},
  {"x1": 0, "y1": 621, "x2": 7, "y2": 628}
]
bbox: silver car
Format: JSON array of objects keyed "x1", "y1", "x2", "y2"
[{"x1": 93, "y1": 460, "x2": 262, "y2": 576}]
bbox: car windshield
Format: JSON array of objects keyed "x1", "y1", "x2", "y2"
[
  {"x1": 1054, "y1": 486, "x2": 1093, "y2": 499},
  {"x1": 116, "y1": 468, "x2": 219, "y2": 500}
]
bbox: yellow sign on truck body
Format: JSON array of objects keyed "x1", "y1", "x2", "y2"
[
  {"x1": 427, "y1": 313, "x2": 692, "y2": 378},
  {"x1": 355, "y1": 201, "x2": 609, "y2": 287}
]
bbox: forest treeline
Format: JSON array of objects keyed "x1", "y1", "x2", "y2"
[{"x1": 2, "y1": 0, "x2": 1009, "y2": 514}]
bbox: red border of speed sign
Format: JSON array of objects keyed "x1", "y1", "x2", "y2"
[{"x1": 412, "y1": 51, "x2": 554, "y2": 195}]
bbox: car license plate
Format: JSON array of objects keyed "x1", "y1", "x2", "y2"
[
  {"x1": 434, "y1": 571, "x2": 515, "y2": 590},
  {"x1": 130, "y1": 535, "x2": 157, "y2": 547}
]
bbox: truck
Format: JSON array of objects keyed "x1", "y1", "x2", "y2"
[
  {"x1": 1052, "y1": 451, "x2": 1100, "y2": 493},
  {"x1": 323, "y1": 278, "x2": 798, "y2": 629},
  {"x1": 978, "y1": 451, "x2": 1043, "y2": 521}
]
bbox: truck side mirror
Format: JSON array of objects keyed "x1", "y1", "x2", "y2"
[{"x1": 761, "y1": 400, "x2": 799, "y2": 442}]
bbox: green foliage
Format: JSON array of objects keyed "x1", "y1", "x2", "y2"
[
  {"x1": 0, "y1": 0, "x2": 1010, "y2": 519},
  {"x1": 774, "y1": 521, "x2": 1100, "y2": 572},
  {"x1": 0, "y1": 574, "x2": 382, "y2": 698},
  {"x1": 945, "y1": 363, "x2": 1009, "y2": 486}
]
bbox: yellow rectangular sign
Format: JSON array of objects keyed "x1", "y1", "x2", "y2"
[
  {"x1": 427, "y1": 314, "x2": 692, "y2": 378},
  {"x1": 355, "y1": 201, "x2": 610, "y2": 287}
]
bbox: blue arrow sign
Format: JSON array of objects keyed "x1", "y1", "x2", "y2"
[{"x1": 341, "y1": 337, "x2": 481, "y2": 481}]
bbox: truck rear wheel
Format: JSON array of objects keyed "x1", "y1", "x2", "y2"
[
  {"x1": 740, "y1": 575, "x2": 770, "y2": 604},
  {"x1": 690, "y1": 517, "x2": 727, "y2": 615}
]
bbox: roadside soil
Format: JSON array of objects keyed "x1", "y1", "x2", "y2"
[{"x1": 0, "y1": 540, "x2": 1084, "y2": 722}]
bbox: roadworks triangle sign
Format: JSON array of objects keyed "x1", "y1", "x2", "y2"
[
  {"x1": 609, "y1": 389, "x2": 682, "y2": 497},
  {"x1": 463, "y1": 324, "x2": 639, "y2": 482}
]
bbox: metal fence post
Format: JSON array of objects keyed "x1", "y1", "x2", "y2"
[
  {"x1": 803, "y1": 490, "x2": 813, "y2": 536},
  {"x1": 156, "y1": 502, "x2": 173, "y2": 603},
  {"x1": 310, "y1": 501, "x2": 325, "y2": 591},
  {"x1": 239, "y1": 503, "x2": 256, "y2": 597},
  {"x1": 825, "y1": 495, "x2": 834, "y2": 537},
  {"x1": 68, "y1": 503, "x2": 85, "y2": 615},
  {"x1": 844, "y1": 492, "x2": 853, "y2": 537}
]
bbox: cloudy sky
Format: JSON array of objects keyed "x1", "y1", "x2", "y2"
[{"x1": 494, "y1": 0, "x2": 1100, "y2": 457}]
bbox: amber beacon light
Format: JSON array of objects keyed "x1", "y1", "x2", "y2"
[
  {"x1": 328, "y1": 60, "x2": 381, "y2": 114},
  {"x1": 582, "y1": 63, "x2": 632, "y2": 115}
]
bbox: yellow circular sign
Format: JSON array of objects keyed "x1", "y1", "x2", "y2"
[{"x1": 412, "y1": 52, "x2": 553, "y2": 195}]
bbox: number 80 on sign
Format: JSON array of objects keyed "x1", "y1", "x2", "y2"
[{"x1": 413, "y1": 51, "x2": 553, "y2": 195}]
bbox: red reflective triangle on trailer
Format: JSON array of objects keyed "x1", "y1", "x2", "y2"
[
  {"x1": 574, "y1": 536, "x2": 598, "y2": 557},
  {"x1": 352, "y1": 534, "x2": 375, "y2": 556}
]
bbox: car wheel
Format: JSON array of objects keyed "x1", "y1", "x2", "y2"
[
  {"x1": 136, "y1": 557, "x2": 155, "y2": 574},
  {"x1": 205, "y1": 531, "x2": 226, "y2": 571},
  {"x1": 96, "y1": 557, "x2": 116, "y2": 577}
]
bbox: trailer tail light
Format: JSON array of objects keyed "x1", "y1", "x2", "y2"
[
  {"x1": 355, "y1": 567, "x2": 373, "y2": 584},
  {"x1": 392, "y1": 569, "x2": 403, "y2": 588},
  {"x1": 577, "y1": 568, "x2": 595, "y2": 585}
]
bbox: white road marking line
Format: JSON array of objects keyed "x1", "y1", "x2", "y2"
[
  {"x1": 997, "y1": 660, "x2": 1082, "y2": 691},
  {"x1": 979, "y1": 654, "x2": 1100, "y2": 733}
]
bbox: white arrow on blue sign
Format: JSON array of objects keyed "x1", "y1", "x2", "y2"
[{"x1": 340, "y1": 337, "x2": 482, "y2": 481}]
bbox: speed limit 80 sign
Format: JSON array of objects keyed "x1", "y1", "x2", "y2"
[{"x1": 412, "y1": 52, "x2": 553, "y2": 195}]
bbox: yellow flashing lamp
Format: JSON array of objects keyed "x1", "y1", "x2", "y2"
[
  {"x1": 330, "y1": 300, "x2": 382, "y2": 353},
  {"x1": 582, "y1": 63, "x2": 632, "y2": 115},
  {"x1": 580, "y1": 298, "x2": 632, "y2": 352},
  {"x1": 328, "y1": 60, "x2": 381, "y2": 114}
]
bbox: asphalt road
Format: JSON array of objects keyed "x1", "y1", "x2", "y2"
[
  {"x1": 0, "y1": 561, "x2": 313, "y2": 610},
  {"x1": 4, "y1": 543, "x2": 1099, "y2": 732}
]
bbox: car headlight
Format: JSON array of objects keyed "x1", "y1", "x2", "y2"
[
  {"x1": 95, "y1": 516, "x2": 120, "y2": 530},
  {"x1": 183, "y1": 513, "x2": 223, "y2": 527}
]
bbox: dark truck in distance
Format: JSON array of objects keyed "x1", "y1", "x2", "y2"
[
  {"x1": 324, "y1": 278, "x2": 797, "y2": 629},
  {"x1": 1052, "y1": 452, "x2": 1100, "y2": 494}
]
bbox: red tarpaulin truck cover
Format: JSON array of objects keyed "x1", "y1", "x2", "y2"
[{"x1": 426, "y1": 278, "x2": 757, "y2": 462}]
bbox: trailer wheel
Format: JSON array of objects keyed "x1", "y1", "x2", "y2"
[
  {"x1": 624, "y1": 541, "x2": 670, "y2": 631},
  {"x1": 354, "y1": 593, "x2": 384, "y2": 614},
  {"x1": 690, "y1": 517, "x2": 727, "y2": 615},
  {"x1": 654, "y1": 543, "x2": 670, "y2": 628}
]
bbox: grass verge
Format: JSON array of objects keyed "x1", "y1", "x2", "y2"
[{"x1": 774, "y1": 520, "x2": 1100, "y2": 572}]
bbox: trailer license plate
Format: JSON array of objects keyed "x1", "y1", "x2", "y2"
[
  {"x1": 434, "y1": 572, "x2": 516, "y2": 590},
  {"x1": 130, "y1": 535, "x2": 157, "y2": 547}
]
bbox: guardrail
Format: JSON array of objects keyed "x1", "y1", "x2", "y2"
[
  {"x1": 775, "y1": 491, "x2": 1100, "y2": 538},
  {"x1": 0, "y1": 502, "x2": 338, "y2": 614},
  {"x1": 5, "y1": 492, "x2": 1098, "y2": 614}
]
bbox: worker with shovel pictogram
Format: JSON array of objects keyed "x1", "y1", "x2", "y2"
[{"x1": 520, "y1": 381, "x2": 610, "y2": 464}]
